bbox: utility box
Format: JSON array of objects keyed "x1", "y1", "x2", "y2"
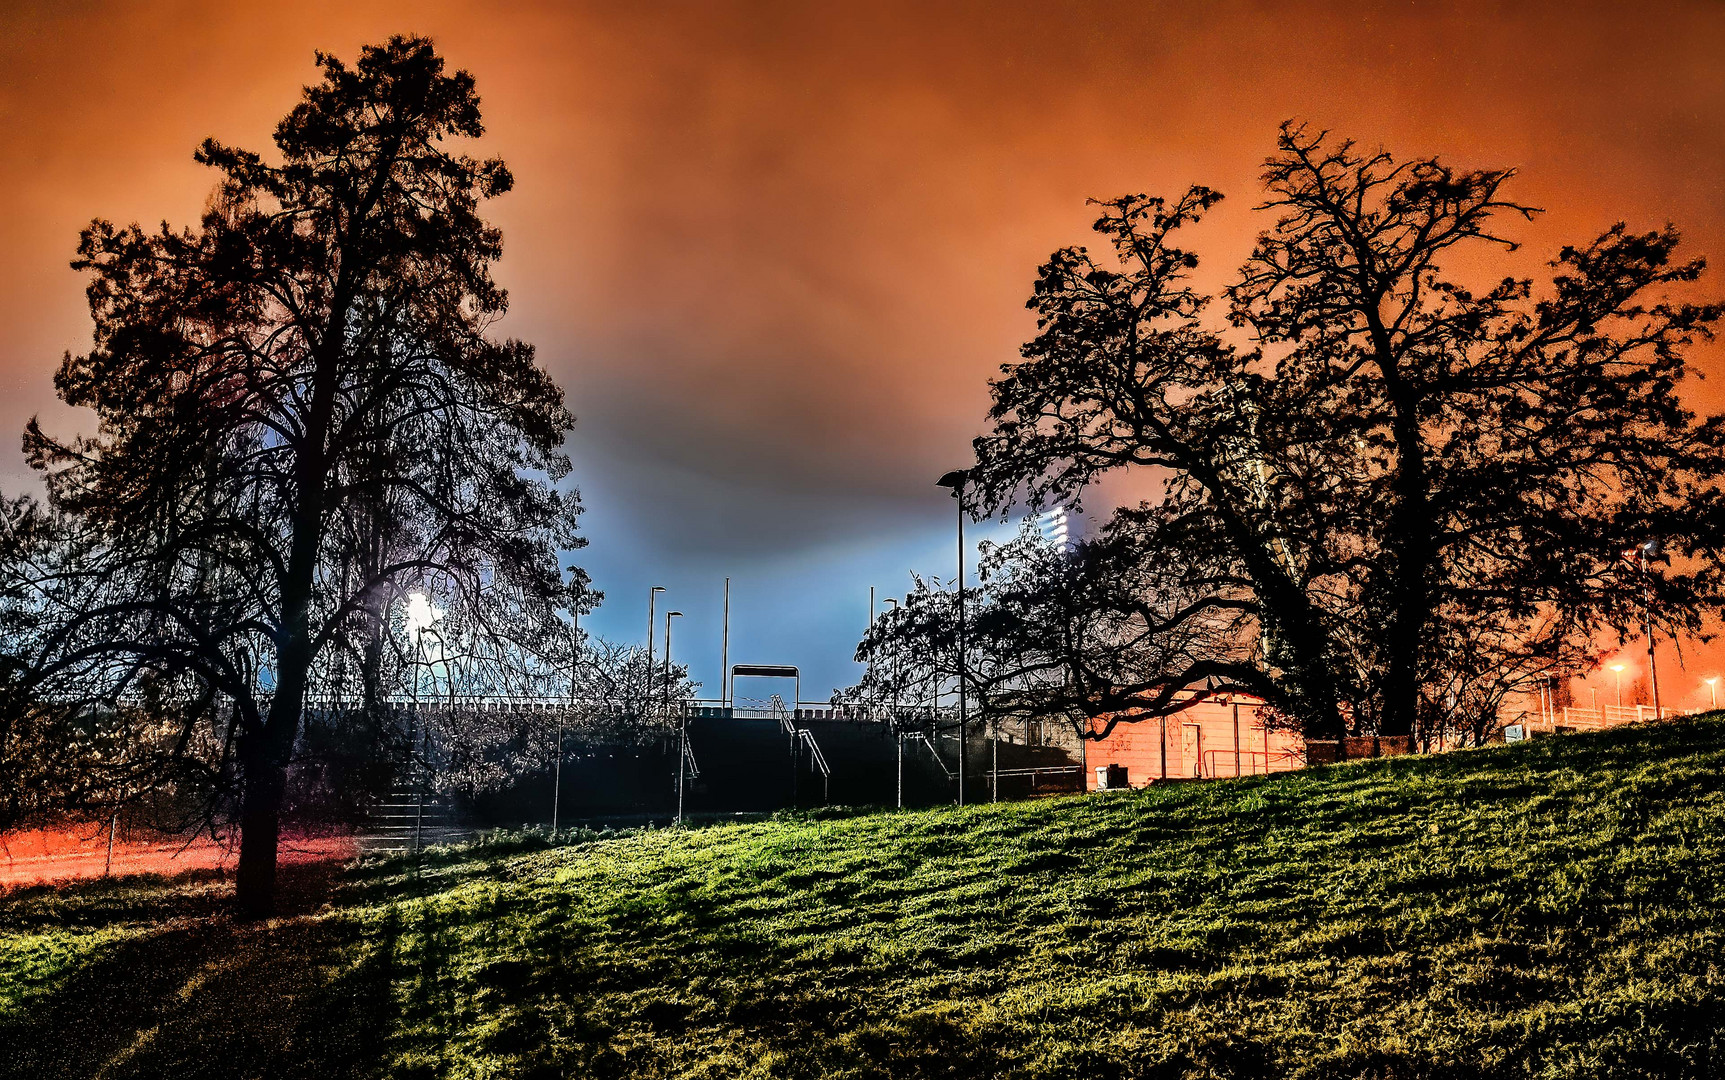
[{"x1": 1094, "y1": 763, "x2": 1129, "y2": 790}]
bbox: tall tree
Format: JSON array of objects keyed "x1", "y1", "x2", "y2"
[
  {"x1": 15, "y1": 36, "x2": 584, "y2": 913},
  {"x1": 864, "y1": 125, "x2": 1725, "y2": 745},
  {"x1": 1226, "y1": 125, "x2": 1725, "y2": 736}
]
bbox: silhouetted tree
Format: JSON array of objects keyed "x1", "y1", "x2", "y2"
[
  {"x1": 9, "y1": 37, "x2": 584, "y2": 913},
  {"x1": 411, "y1": 637, "x2": 695, "y2": 797},
  {"x1": 861, "y1": 125, "x2": 1725, "y2": 744}
]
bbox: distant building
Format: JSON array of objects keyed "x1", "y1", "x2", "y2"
[{"x1": 1083, "y1": 695, "x2": 1304, "y2": 790}]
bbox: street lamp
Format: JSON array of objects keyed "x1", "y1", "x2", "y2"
[
  {"x1": 1610, "y1": 663, "x2": 1625, "y2": 708},
  {"x1": 646, "y1": 585, "x2": 665, "y2": 702},
  {"x1": 1706, "y1": 677, "x2": 1718, "y2": 709},
  {"x1": 935, "y1": 468, "x2": 970, "y2": 806},
  {"x1": 665, "y1": 610, "x2": 685, "y2": 824}
]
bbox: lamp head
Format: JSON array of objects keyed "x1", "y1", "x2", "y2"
[
  {"x1": 1610, "y1": 663, "x2": 1625, "y2": 673},
  {"x1": 935, "y1": 469, "x2": 970, "y2": 492}
]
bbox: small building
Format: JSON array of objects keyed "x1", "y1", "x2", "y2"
[{"x1": 1084, "y1": 696, "x2": 1304, "y2": 790}]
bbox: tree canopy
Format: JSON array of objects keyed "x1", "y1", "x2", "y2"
[
  {"x1": 2, "y1": 36, "x2": 586, "y2": 913},
  {"x1": 858, "y1": 124, "x2": 1725, "y2": 746}
]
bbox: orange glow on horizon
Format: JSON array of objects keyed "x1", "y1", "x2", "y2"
[{"x1": 2, "y1": 1, "x2": 1723, "y2": 690}]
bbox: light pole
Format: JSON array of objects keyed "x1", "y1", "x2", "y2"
[
  {"x1": 1639, "y1": 540, "x2": 1663, "y2": 718},
  {"x1": 1707, "y1": 677, "x2": 1718, "y2": 710},
  {"x1": 665, "y1": 610, "x2": 685, "y2": 824},
  {"x1": 936, "y1": 469, "x2": 970, "y2": 806},
  {"x1": 1610, "y1": 663, "x2": 1625, "y2": 708},
  {"x1": 555, "y1": 609, "x2": 577, "y2": 835},
  {"x1": 882, "y1": 596, "x2": 901, "y2": 808},
  {"x1": 648, "y1": 590, "x2": 665, "y2": 696}
]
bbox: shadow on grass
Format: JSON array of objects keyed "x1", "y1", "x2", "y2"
[
  {"x1": 5, "y1": 718, "x2": 1723, "y2": 1079},
  {"x1": 0, "y1": 867, "x2": 402, "y2": 1080}
]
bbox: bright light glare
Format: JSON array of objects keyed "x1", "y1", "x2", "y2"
[
  {"x1": 1037, "y1": 507, "x2": 1073, "y2": 551},
  {"x1": 405, "y1": 592, "x2": 440, "y2": 637},
  {"x1": 1610, "y1": 663, "x2": 1625, "y2": 673}
]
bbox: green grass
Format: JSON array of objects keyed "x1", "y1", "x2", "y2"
[{"x1": 5, "y1": 719, "x2": 1725, "y2": 1079}]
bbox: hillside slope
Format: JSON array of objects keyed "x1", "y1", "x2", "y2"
[{"x1": 4, "y1": 718, "x2": 1725, "y2": 1079}]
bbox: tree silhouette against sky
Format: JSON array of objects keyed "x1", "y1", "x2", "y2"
[
  {"x1": 860, "y1": 126, "x2": 1725, "y2": 745},
  {"x1": 10, "y1": 36, "x2": 585, "y2": 914}
]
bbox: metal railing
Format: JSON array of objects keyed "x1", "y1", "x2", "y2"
[
  {"x1": 356, "y1": 693, "x2": 945, "y2": 723},
  {"x1": 769, "y1": 694, "x2": 796, "y2": 736},
  {"x1": 796, "y1": 730, "x2": 831, "y2": 780},
  {"x1": 1202, "y1": 748, "x2": 1304, "y2": 777},
  {"x1": 767, "y1": 693, "x2": 832, "y2": 801},
  {"x1": 992, "y1": 765, "x2": 1084, "y2": 792},
  {"x1": 906, "y1": 731, "x2": 954, "y2": 779},
  {"x1": 1558, "y1": 704, "x2": 1697, "y2": 731}
]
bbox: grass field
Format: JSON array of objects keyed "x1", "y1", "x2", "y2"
[{"x1": 3, "y1": 718, "x2": 1724, "y2": 1079}]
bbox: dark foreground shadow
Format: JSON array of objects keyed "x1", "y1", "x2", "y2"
[{"x1": 0, "y1": 868, "x2": 401, "y2": 1080}]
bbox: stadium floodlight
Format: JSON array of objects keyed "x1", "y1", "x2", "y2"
[
  {"x1": 1036, "y1": 507, "x2": 1073, "y2": 551},
  {"x1": 405, "y1": 591, "x2": 439, "y2": 639}
]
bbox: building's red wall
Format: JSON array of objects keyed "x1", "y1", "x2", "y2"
[{"x1": 1084, "y1": 696, "x2": 1303, "y2": 789}]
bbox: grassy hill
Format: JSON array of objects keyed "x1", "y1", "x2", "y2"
[{"x1": 4, "y1": 718, "x2": 1725, "y2": 1079}]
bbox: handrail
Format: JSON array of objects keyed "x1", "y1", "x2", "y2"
[
  {"x1": 798, "y1": 729, "x2": 831, "y2": 778},
  {"x1": 769, "y1": 692, "x2": 830, "y2": 778},
  {"x1": 907, "y1": 731, "x2": 954, "y2": 779},
  {"x1": 770, "y1": 694, "x2": 796, "y2": 737}
]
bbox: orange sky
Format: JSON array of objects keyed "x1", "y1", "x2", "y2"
[{"x1": 2, "y1": 0, "x2": 1722, "y2": 698}]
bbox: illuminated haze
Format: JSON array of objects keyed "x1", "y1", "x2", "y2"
[{"x1": 1, "y1": 1, "x2": 1721, "y2": 698}]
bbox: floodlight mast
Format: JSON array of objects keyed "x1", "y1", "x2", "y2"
[{"x1": 936, "y1": 469, "x2": 970, "y2": 806}]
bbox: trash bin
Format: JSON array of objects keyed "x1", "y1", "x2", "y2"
[{"x1": 1094, "y1": 764, "x2": 1128, "y2": 790}]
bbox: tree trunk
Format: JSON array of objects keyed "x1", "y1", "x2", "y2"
[
  {"x1": 1370, "y1": 314, "x2": 1433, "y2": 741},
  {"x1": 235, "y1": 741, "x2": 289, "y2": 917},
  {"x1": 1189, "y1": 456, "x2": 1349, "y2": 742},
  {"x1": 1378, "y1": 395, "x2": 1432, "y2": 739},
  {"x1": 235, "y1": 252, "x2": 342, "y2": 915}
]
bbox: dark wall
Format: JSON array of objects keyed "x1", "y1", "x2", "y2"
[{"x1": 470, "y1": 717, "x2": 1081, "y2": 825}]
